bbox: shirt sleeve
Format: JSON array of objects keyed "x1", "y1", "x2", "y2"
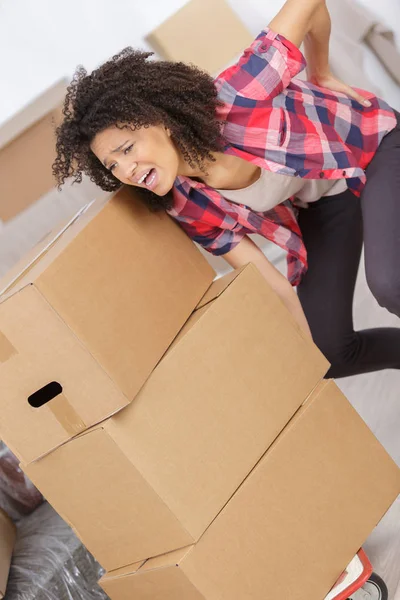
[
  {"x1": 176, "y1": 219, "x2": 247, "y2": 256},
  {"x1": 214, "y1": 26, "x2": 307, "y2": 103}
]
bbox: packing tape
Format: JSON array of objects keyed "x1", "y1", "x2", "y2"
[
  {"x1": 50, "y1": 393, "x2": 87, "y2": 437},
  {"x1": 0, "y1": 331, "x2": 17, "y2": 363}
]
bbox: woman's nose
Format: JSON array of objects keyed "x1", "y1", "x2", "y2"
[{"x1": 121, "y1": 158, "x2": 138, "y2": 180}]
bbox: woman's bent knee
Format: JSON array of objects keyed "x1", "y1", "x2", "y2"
[
  {"x1": 366, "y1": 272, "x2": 400, "y2": 317},
  {"x1": 313, "y1": 339, "x2": 354, "y2": 379},
  {"x1": 313, "y1": 333, "x2": 365, "y2": 379}
]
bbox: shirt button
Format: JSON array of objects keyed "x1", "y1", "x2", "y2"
[{"x1": 319, "y1": 172, "x2": 325, "y2": 178}]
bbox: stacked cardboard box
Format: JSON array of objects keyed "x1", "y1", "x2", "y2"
[
  {"x1": 99, "y1": 379, "x2": 400, "y2": 600},
  {"x1": 0, "y1": 186, "x2": 399, "y2": 599},
  {"x1": 0, "y1": 187, "x2": 214, "y2": 463}
]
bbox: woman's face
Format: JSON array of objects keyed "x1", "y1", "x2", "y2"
[{"x1": 90, "y1": 124, "x2": 185, "y2": 196}]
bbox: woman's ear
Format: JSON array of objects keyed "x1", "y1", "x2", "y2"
[{"x1": 165, "y1": 126, "x2": 172, "y2": 137}]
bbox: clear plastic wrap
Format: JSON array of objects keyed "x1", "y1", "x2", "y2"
[
  {"x1": 0, "y1": 442, "x2": 44, "y2": 521},
  {"x1": 6, "y1": 502, "x2": 108, "y2": 600}
]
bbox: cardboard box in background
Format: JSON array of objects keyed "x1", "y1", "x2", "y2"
[
  {"x1": 0, "y1": 508, "x2": 16, "y2": 599},
  {"x1": 23, "y1": 264, "x2": 329, "y2": 570},
  {"x1": 0, "y1": 187, "x2": 215, "y2": 463},
  {"x1": 0, "y1": 80, "x2": 67, "y2": 223},
  {"x1": 99, "y1": 380, "x2": 400, "y2": 600},
  {"x1": 146, "y1": 0, "x2": 254, "y2": 74}
]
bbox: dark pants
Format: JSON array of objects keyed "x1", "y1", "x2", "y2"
[{"x1": 297, "y1": 111, "x2": 400, "y2": 379}]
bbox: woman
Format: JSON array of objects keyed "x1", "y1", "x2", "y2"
[{"x1": 53, "y1": 0, "x2": 400, "y2": 379}]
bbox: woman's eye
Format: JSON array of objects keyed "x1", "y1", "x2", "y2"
[
  {"x1": 124, "y1": 144, "x2": 133, "y2": 155},
  {"x1": 108, "y1": 144, "x2": 133, "y2": 172}
]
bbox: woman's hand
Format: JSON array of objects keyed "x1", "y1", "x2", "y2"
[{"x1": 309, "y1": 70, "x2": 372, "y2": 107}]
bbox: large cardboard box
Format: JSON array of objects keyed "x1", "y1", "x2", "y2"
[
  {"x1": 0, "y1": 80, "x2": 66, "y2": 222},
  {"x1": 0, "y1": 187, "x2": 214, "y2": 463},
  {"x1": 146, "y1": 0, "x2": 253, "y2": 74},
  {"x1": 99, "y1": 380, "x2": 400, "y2": 600},
  {"x1": 0, "y1": 508, "x2": 16, "y2": 599},
  {"x1": 23, "y1": 265, "x2": 329, "y2": 570}
]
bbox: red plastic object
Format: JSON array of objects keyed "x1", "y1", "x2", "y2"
[{"x1": 327, "y1": 549, "x2": 373, "y2": 600}]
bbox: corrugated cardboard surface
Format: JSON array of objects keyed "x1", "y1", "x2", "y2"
[
  {"x1": 24, "y1": 264, "x2": 328, "y2": 570},
  {"x1": 146, "y1": 0, "x2": 253, "y2": 74},
  {"x1": 0, "y1": 509, "x2": 16, "y2": 599},
  {"x1": 100, "y1": 380, "x2": 400, "y2": 600},
  {"x1": 0, "y1": 187, "x2": 214, "y2": 463},
  {"x1": 0, "y1": 198, "x2": 101, "y2": 300},
  {"x1": 195, "y1": 267, "x2": 243, "y2": 309}
]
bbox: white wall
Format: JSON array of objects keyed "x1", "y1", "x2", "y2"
[
  {"x1": 1, "y1": 0, "x2": 399, "y2": 126},
  {"x1": 0, "y1": 0, "x2": 263, "y2": 124}
]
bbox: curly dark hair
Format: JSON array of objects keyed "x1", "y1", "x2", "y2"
[{"x1": 52, "y1": 47, "x2": 226, "y2": 211}]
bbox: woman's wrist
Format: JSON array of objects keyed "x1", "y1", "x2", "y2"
[{"x1": 304, "y1": 48, "x2": 331, "y2": 82}]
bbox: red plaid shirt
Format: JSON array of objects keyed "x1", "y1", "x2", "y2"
[{"x1": 167, "y1": 27, "x2": 396, "y2": 285}]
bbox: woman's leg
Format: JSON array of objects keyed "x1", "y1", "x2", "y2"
[
  {"x1": 297, "y1": 191, "x2": 400, "y2": 379},
  {"x1": 361, "y1": 112, "x2": 400, "y2": 317}
]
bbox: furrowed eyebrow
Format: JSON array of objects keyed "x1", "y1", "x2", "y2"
[{"x1": 103, "y1": 140, "x2": 130, "y2": 168}]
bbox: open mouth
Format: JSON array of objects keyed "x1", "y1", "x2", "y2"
[{"x1": 138, "y1": 168, "x2": 157, "y2": 190}]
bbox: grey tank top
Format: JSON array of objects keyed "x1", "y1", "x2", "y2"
[{"x1": 216, "y1": 169, "x2": 347, "y2": 211}]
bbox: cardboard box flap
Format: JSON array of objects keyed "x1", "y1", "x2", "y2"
[
  {"x1": 168, "y1": 265, "x2": 259, "y2": 354},
  {"x1": 0, "y1": 199, "x2": 98, "y2": 301},
  {"x1": 100, "y1": 554, "x2": 206, "y2": 600},
  {"x1": 0, "y1": 508, "x2": 16, "y2": 598},
  {"x1": 195, "y1": 266, "x2": 246, "y2": 309},
  {"x1": 0, "y1": 285, "x2": 130, "y2": 463},
  {"x1": 99, "y1": 560, "x2": 145, "y2": 581},
  {"x1": 100, "y1": 546, "x2": 193, "y2": 584},
  {"x1": 258, "y1": 379, "x2": 396, "y2": 477},
  {"x1": 24, "y1": 421, "x2": 109, "y2": 459},
  {"x1": 141, "y1": 546, "x2": 193, "y2": 572},
  {"x1": 24, "y1": 428, "x2": 193, "y2": 570}
]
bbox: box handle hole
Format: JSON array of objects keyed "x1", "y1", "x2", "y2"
[{"x1": 28, "y1": 382, "x2": 63, "y2": 408}]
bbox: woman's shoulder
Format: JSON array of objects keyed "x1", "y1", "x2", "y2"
[{"x1": 170, "y1": 175, "x2": 242, "y2": 223}]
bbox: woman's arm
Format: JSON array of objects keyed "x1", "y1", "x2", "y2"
[
  {"x1": 268, "y1": 0, "x2": 326, "y2": 49},
  {"x1": 268, "y1": 0, "x2": 372, "y2": 106},
  {"x1": 268, "y1": 0, "x2": 331, "y2": 77},
  {"x1": 223, "y1": 235, "x2": 313, "y2": 340},
  {"x1": 304, "y1": 1, "x2": 331, "y2": 81}
]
